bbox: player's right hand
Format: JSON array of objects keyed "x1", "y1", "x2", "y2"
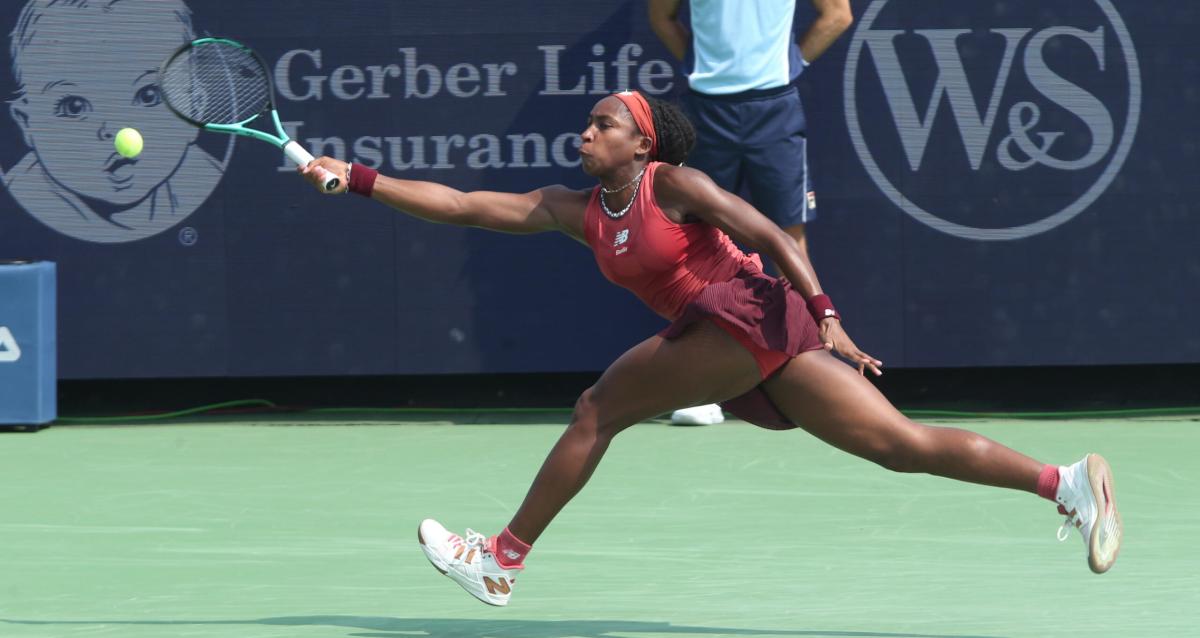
[
  {"x1": 820, "y1": 319, "x2": 883, "y2": 376},
  {"x1": 299, "y1": 156, "x2": 350, "y2": 195}
]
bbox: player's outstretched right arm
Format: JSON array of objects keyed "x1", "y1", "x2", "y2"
[{"x1": 299, "y1": 156, "x2": 585, "y2": 238}]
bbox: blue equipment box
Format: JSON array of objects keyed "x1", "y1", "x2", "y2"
[{"x1": 0, "y1": 261, "x2": 56, "y2": 428}]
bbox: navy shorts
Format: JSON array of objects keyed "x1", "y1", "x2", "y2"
[{"x1": 683, "y1": 85, "x2": 816, "y2": 228}]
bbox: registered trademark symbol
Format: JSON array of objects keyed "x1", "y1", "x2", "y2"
[{"x1": 178, "y1": 226, "x2": 198, "y2": 246}]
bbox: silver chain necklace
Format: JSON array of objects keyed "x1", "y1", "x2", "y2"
[
  {"x1": 599, "y1": 167, "x2": 646, "y2": 219},
  {"x1": 600, "y1": 166, "x2": 647, "y2": 194}
]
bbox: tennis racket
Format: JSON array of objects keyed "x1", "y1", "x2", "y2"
[{"x1": 158, "y1": 37, "x2": 340, "y2": 191}]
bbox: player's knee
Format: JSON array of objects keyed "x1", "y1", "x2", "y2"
[
  {"x1": 569, "y1": 388, "x2": 600, "y2": 432},
  {"x1": 572, "y1": 386, "x2": 635, "y2": 440},
  {"x1": 864, "y1": 423, "x2": 927, "y2": 473},
  {"x1": 957, "y1": 428, "x2": 993, "y2": 461}
]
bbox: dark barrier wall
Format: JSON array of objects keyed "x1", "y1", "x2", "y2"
[{"x1": 0, "y1": 0, "x2": 1195, "y2": 379}]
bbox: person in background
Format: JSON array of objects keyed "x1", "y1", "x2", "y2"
[{"x1": 649, "y1": 0, "x2": 853, "y2": 426}]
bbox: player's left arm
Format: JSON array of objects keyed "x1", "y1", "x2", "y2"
[
  {"x1": 798, "y1": 0, "x2": 854, "y2": 63},
  {"x1": 653, "y1": 164, "x2": 882, "y2": 375}
]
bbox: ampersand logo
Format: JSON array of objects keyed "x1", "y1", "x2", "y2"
[{"x1": 844, "y1": 0, "x2": 1140, "y2": 241}]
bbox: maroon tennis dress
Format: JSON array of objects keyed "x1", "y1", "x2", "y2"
[{"x1": 583, "y1": 161, "x2": 825, "y2": 430}]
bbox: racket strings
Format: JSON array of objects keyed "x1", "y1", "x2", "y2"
[{"x1": 161, "y1": 42, "x2": 271, "y2": 125}]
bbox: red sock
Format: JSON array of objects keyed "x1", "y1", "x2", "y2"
[
  {"x1": 491, "y1": 527, "x2": 531, "y2": 569},
  {"x1": 1036, "y1": 464, "x2": 1060, "y2": 502}
]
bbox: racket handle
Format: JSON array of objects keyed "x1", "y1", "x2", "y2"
[{"x1": 284, "y1": 141, "x2": 341, "y2": 192}]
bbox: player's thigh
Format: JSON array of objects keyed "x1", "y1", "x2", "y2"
[
  {"x1": 760, "y1": 349, "x2": 917, "y2": 458},
  {"x1": 587, "y1": 320, "x2": 762, "y2": 430}
]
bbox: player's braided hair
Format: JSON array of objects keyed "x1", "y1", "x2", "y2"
[{"x1": 646, "y1": 96, "x2": 695, "y2": 166}]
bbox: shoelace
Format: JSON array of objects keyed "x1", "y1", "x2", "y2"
[
  {"x1": 464, "y1": 529, "x2": 489, "y2": 551},
  {"x1": 1056, "y1": 505, "x2": 1081, "y2": 542},
  {"x1": 446, "y1": 529, "x2": 491, "y2": 563}
]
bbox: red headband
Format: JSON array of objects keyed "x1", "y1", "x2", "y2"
[{"x1": 611, "y1": 90, "x2": 658, "y2": 160}]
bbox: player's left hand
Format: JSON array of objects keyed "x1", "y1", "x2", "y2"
[{"x1": 819, "y1": 319, "x2": 883, "y2": 376}]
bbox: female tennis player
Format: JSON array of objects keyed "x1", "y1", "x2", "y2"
[{"x1": 298, "y1": 91, "x2": 1122, "y2": 606}]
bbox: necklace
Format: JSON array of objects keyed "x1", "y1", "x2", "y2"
[
  {"x1": 599, "y1": 167, "x2": 646, "y2": 219},
  {"x1": 600, "y1": 175, "x2": 642, "y2": 219},
  {"x1": 600, "y1": 166, "x2": 647, "y2": 194}
]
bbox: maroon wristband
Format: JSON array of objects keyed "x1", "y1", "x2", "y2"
[
  {"x1": 347, "y1": 163, "x2": 378, "y2": 197},
  {"x1": 806, "y1": 293, "x2": 841, "y2": 323}
]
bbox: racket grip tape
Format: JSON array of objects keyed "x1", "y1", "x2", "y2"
[{"x1": 284, "y1": 141, "x2": 340, "y2": 192}]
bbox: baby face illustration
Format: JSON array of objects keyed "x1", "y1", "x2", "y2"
[{"x1": 10, "y1": 1, "x2": 200, "y2": 207}]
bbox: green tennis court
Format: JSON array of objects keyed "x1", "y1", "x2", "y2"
[{"x1": 2, "y1": 415, "x2": 1196, "y2": 638}]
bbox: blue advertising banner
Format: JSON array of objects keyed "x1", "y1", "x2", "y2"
[{"x1": 0, "y1": 0, "x2": 1195, "y2": 379}]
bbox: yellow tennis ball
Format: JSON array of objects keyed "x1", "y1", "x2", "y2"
[{"x1": 114, "y1": 127, "x2": 143, "y2": 158}]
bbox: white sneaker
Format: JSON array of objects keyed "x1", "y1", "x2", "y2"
[
  {"x1": 417, "y1": 519, "x2": 522, "y2": 606},
  {"x1": 670, "y1": 403, "x2": 725, "y2": 426},
  {"x1": 1055, "y1": 453, "x2": 1123, "y2": 574}
]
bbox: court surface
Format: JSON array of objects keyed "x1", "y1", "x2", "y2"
[{"x1": 1, "y1": 414, "x2": 1196, "y2": 638}]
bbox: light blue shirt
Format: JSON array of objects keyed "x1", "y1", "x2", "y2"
[{"x1": 688, "y1": 0, "x2": 798, "y2": 94}]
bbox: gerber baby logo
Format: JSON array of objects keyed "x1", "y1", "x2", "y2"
[
  {"x1": 1, "y1": 0, "x2": 231, "y2": 243},
  {"x1": 844, "y1": 0, "x2": 1140, "y2": 241}
]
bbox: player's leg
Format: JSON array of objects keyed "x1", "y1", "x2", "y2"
[
  {"x1": 507, "y1": 319, "x2": 762, "y2": 542},
  {"x1": 763, "y1": 349, "x2": 1043, "y2": 489},
  {"x1": 760, "y1": 349, "x2": 1121, "y2": 572},
  {"x1": 420, "y1": 319, "x2": 763, "y2": 604}
]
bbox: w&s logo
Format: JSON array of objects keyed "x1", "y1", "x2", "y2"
[{"x1": 844, "y1": 0, "x2": 1140, "y2": 241}]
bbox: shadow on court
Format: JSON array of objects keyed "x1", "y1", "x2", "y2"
[{"x1": 1, "y1": 616, "x2": 1006, "y2": 638}]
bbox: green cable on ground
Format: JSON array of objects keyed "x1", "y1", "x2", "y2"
[
  {"x1": 50, "y1": 400, "x2": 1200, "y2": 424},
  {"x1": 54, "y1": 399, "x2": 278, "y2": 424},
  {"x1": 902, "y1": 407, "x2": 1200, "y2": 419},
  {"x1": 309, "y1": 406, "x2": 573, "y2": 414}
]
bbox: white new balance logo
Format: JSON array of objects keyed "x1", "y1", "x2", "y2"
[{"x1": 613, "y1": 229, "x2": 630, "y2": 246}]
